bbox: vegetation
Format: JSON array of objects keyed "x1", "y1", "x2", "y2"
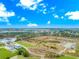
[
  {"x1": 0, "y1": 43, "x2": 5, "y2": 46},
  {"x1": 0, "y1": 28, "x2": 79, "y2": 59},
  {"x1": 57, "y1": 55, "x2": 77, "y2": 59},
  {"x1": 75, "y1": 42, "x2": 79, "y2": 56},
  {"x1": 16, "y1": 32, "x2": 38, "y2": 41},
  {"x1": 17, "y1": 55, "x2": 25, "y2": 59},
  {"x1": 9, "y1": 55, "x2": 40, "y2": 59},
  {"x1": 28, "y1": 56, "x2": 40, "y2": 59},
  {"x1": 17, "y1": 47, "x2": 30, "y2": 57},
  {"x1": 0, "y1": 48, "x2": 17, "y2": 59},
  {"x1": 16, "y1": 41, "x2": 33, "y2": 48}
]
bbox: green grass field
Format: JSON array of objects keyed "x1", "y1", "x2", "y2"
[
  {"x1": 57, "y1": 55, "x2": 77, "y2": 59},
  {"x1": 27, "y1": 56, "x2": 41, "y2": 59},
  {"x1": 16, "y1": 41, "x2": 33, "y2": 48},
  {"x1": 17, "y1": 55, "x2": 25, "y2": 59},
  {"x1": 0, "y1": 48, "x2": 17, "y2": 59},
  {"x1": 17, "y1": 55, "x2": 40, "y2": 59},
  {"x1": 0, "y1": 43, "x2": 4, "y2": 47}
]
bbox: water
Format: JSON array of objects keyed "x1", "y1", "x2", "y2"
[{"x1": 0, "y1": 38, "x2": 16, "y2": 43}]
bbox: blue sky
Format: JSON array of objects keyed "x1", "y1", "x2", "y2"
[{"x1": 0, "y1": 0, "x2": 79, "y2": 28}]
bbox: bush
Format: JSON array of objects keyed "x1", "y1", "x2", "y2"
[{"x1": 17, "y1": 47, "x2": 30, "y2": 57}]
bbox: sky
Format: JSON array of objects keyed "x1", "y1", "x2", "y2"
[{"x1": 0, "y1": 0, "x2": 79, "y2": 28}]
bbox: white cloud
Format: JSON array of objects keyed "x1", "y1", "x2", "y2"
[
  {"x1": 50, "y1": 6, "x2": 56, "y2": 10},
  {"x1": 17, "y1": 0, "x2": 48, "y2": 15},
  {"x1": 50, "y1": 6, "x2": 56, "y2": 13},
  {"x1": 53, "y1": 14, "x2": 59, "y2": 18},
  {"x1": 7, "y1": 22, "x2": 11, "y2": 25},
  {"x1": 38, "y1": 3, "x2": 48, "y2": 14},
  {"x1": 61, "y1": 16, "x2": 64, "y2": 19},
  {"x1": 47, "y1": 21, "x2": 50, "y2": 24},
  {"x1": 0, "y1": 17, "x2": 11, "y2": 26},
  {"x1": 42, "y1": 9, "x2": 47, "y2": 14},
  {"x1": 20, "y1": 17, "x2": 27, "y2": 21},
  {"x1": 0, "y1": 18, "x2": 9, "y2": 22},
  {"x1": 17, "y1": 0, "x2": 43, "y2": 10},
  {"x1": 39, "y1": 3, "x2": 46, "y2": 8},
  {"x1": 65, "y1": 11, "x2": 79, "y2": 20},
  {"x1": 0, "y1": 11, "x2": 15, "y2": 17},
  {"x1": 0, "y1": 3, "x2": 6, "y2": 11},
  {"x1": 27, "y1": 23, "x2": 38, "y2": 27},
  {"x1": 43, "y1": 11, "x2": 47, "y2": 14},
  {"x1": 0, "y1": 3, "x2": 15, "y2": 18},
  {"x1": 0, "y1": 3, "x2": 15, "y2": 24}
]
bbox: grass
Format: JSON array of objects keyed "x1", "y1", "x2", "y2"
[
  {"x1": 17, "y1": 55, "x2": 25, "y2": 59},
  {"x1": 0, "y1": 43, "x2": 4, "y2": 46},
  {"x1": 28, "y1": 56, "x2": 40, "y2": 59},
  {"x1": 17, "y1": 55, "x2": 40, "y2": 59},
  {"x1": 0, "y1": 48, "x2": 17, "y2": 59},
  {"x1": 57, "y1": 55, "x2": 77, "y2": 59},
  {"x1": 10, "y1": 55, "x2": 25, "y2": 59},
  {"x1": 16, "y1": 41, "x2": 34, "y2": 48}
]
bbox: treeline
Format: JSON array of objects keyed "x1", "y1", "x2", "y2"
[
  {"x1": 0, "y1": 29, "x2": 79, "y2": 39},
  {"x1": 52, "y1": 30, "x2": 79, "y2": 38}
]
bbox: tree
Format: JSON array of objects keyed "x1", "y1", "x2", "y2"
[
  {"x1": 6, "y1": 57, "x2": 10, "y2": 59},
  {"x1": 17, "y1": 47, "x2": 30, "y2": 57}
]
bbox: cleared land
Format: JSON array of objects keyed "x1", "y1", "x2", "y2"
[{"x1": 16, "y1": 36, "x2": 79, "y2": 59}]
